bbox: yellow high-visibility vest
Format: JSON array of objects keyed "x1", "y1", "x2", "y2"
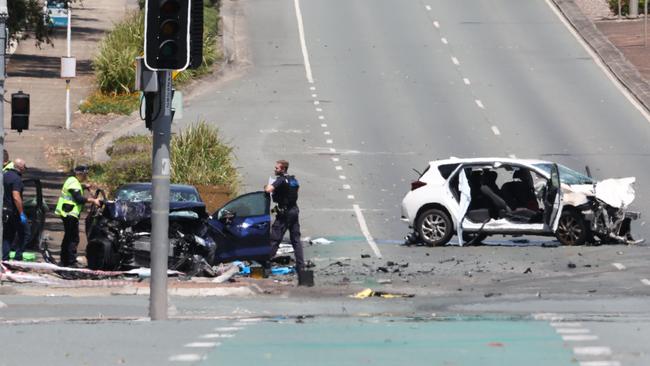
[{"x1": 55, "y1": 176, "x2": 84, "y2": 218}]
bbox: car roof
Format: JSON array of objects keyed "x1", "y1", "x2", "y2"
[
  {"x1": 428, "y1": 157, "x2": 553, "y2": 167},
  {"x1": 117, "y1": 182, "x2": 199, "y2": 193}
]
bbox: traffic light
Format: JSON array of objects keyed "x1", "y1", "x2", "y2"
[
  {"x1": 11, "y1": 91, "x2": 30, "y2": 133},
  {"x1": 144, "y1": 0, "x2": 191, "y2": 71},
  {"x1": 189, "y1": 0, "x2": 204, "y2": 69}
]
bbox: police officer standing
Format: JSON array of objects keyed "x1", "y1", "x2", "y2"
[
  {"x1": 264, "y1": 160, "x2": 304, "y2": 273},
  {"x1": 3, "y1": 149, "x2": 13, "y2": 172},
  {"x1": 55, "y1": 165, "x2": 101, "y2": 267},
  {"x1": 2, "y1": 159, "x2": 27, "y2": 261}
]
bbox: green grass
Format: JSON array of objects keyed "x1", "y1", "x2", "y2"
[{"x1": 79, "y1": 92, "x2": 140, "y2": 115}]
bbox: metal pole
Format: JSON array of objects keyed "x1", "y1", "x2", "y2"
[
  {"x1": 149, "y1": 70, "x2": 172, "y2": 320},
  {"x1": 631, "y1": 0, "x2": 638, "y2": 17},
  {"x1": 0, "y1": 0, "x2": 7, "y2": 249},
  {"x1": 618, "y1": 0, "x2": 622, "y2": 20},
  {"x1": 65, "y1": 2, "x2": 71, "y2": 129},
  {"x1": 646, "y1": 1, "x2": 648, "y2": 48}
]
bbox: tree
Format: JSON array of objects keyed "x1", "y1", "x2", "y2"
[{"x1": 8, "y1": 0, "x2": 50, "y2": 45}]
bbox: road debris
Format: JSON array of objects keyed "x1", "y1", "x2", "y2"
[
  {"x1": 523, "y1": 267, "x2": 532, "y2": 274},
  {"x1": 310, "y1": 238, "x2": 334, "y2": 245},
  {"x1": 567, "y1": 262, "x2": 577, "y2": 269},
  {"x1": 350, "y1": 288, "x2": 414, "y2": 299}
]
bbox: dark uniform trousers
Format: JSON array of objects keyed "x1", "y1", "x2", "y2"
[
  {"x1": 269, "y1": 206, "x2": 304, "y2": 271},
  {"x1": 2, "y1": 214, "x2": 18, "y2": 261},
  {"x1": 60, "y1": 216, "x2": 80, "y2": 265}
]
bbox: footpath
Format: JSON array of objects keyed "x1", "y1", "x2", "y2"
[{"x1": 2, "y1": 0, "x2": 650, "y2": 294}]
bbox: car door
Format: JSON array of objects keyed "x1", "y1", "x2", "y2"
[
  {"x1": 207, "y1": 191, "x2": 271, "y2": 262},
  {"x1": 543, "y1": 163, "x2": 563, "y2": 231},
  {"x1": 22, "y1": 179, "x2": 46, "y2": 250}
]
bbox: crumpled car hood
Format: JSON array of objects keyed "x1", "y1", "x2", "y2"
[
  {"x1": 562, "y1": 177, "x2": 636, "y2": 208},
  {"x1": 104, "y1": 200, "x2": 207, "y2": 224}
]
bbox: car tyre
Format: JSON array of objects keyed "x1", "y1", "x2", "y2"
[
  {"x1": 416, "y1": 208, "x2": 453, "y2": 247},
  {"x1": 86, "y1": 238, "x2": 119, "y2": 270},
  {"x1": 556, "y1": 209, "x2": 588, "y2": 246}
]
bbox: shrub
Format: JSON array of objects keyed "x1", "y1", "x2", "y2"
[
  {"x1": 91, "y1": 122, "x2": 238, "y2": 195},
  {"x1": 79, "y1": 92, "x2": 140, "y2": 115},
  {"x1": 608, "y1": 0, "x2": 648, "y2": 15}
]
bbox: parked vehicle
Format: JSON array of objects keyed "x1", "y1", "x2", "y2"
[
  {"x1": 401, "y1": 157, "x2": 642, "y2": 247},
  {"x1": 85, "y1": 183, "x2": 273, "y2": 274}
]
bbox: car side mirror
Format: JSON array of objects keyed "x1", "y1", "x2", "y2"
[{"x1": 218, "y1": 209, "x2": 236, "y2": 223}]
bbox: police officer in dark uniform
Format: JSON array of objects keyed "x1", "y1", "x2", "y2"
[
  {"x1": 264, "y1": 160, "x2": 304, "y2": 273},
  {"x1": 2, "y1": 159, "x2": 27, "y2": 261}
]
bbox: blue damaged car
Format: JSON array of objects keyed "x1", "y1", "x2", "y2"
[{"x1": 85, "y1": 183, "x2": 272, "y2": 275}]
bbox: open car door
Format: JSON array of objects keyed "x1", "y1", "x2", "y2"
[
  {"x1": 208, "y1": 191, "x2": 271, "y2": 263},
  {"x1": 543, "y1": 163, "x2": 563, "y2": 231},
  {"x1": 22, "y1": 179, "x2": 46, "y2": 251}
]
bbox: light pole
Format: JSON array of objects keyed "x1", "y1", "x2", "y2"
[{"x1": 64, "y1": 1, "x2": 73, "y2": 129}]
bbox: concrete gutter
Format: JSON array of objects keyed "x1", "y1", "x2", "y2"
[{"x1": 551, "y1": 0, "x2": 650, "y2": 113}]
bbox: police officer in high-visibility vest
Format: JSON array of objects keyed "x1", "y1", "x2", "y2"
[
  {"x1": 264, "y1": 160, "x2": 304, "y2": 273},
  {"x1": 55, "y1": 165, "x2": 101, "y2": 267}
]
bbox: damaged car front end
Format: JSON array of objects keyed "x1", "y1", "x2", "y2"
[{"x1": 85, "y1": 184, "x2": 217, "y2": 275}]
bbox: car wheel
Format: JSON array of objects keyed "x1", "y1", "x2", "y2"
[
  {"x1": 416, "y1": 208, "x2": 453, "y2": 247},
  {"x1": 86, "y1": 238, "x2": 119, "y2": 270},
  {"x1": 556, "y1": 209, "x2": 588, "y2": 246}
]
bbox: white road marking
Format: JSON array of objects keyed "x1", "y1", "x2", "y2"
[
  {"x1": 311, "y1": 94, "x2": 318, "y2": 98},
  {"x1": 201, "y1": 333, "x2": 235, "y2": 339},
  {"x1": 316, "y1": 107, "x2": 323, "y2": 112},
  {"x1": 353, "y1": 204, "x2": 383, "y2": 258},
  {"x1": 579, "y1": 362, "x2": 621, "y2": 366},
  {"x1": 425, "y1": 5, "x2": 432, "y2": 11},
  {"x1": 324, "y1": 131, "x2": 330, "y2": 135},
  {"x1": 475, "y1": 99, "x2": 485, "y2": 109},
  {"x1": 169, "y1": 354, "x2": 202, "y2": 362},
  {"x1": 463, "y1": 78, "x2": 471, "y2": 85},
  {"x1": 611, "y1": 262, "x2": 626, "y2": 270},
  {"x1": 433, "y1": 21, "x2": 440, "y2": 28},
  {"x1": 318, "y1": 115, "x2": 325, "y2": 120},
  {"x1": 557, "y1": 328, "x2": 591, "y2": 334},
  {"x1": 310, "y1": 86, "x2": 316, "y2": 91},
  {"x1": 544, "y1": 0, "x2": 650, "y2": 124},
  {"x1": 550, "y1": 322, "x2": 582, "y2": 327},
  {"x1": 347, "y1": 195, "x2": 355, "y2": 200},
  {"x1": 533, "y1": 313, "x2": 563, "y2": 321},
  {"x1": 335, "y1": 166, "x2": 343, "y2": 170},
  {"x1": 321, "y1": 123, "x2": 327, "y2": 127},
  {"x1": 343, "y1": 184, "x2": 351, "y2": 189},
  {"x1": 339, "y1": 175, "x2": 346, "y2": 180},
  {"x1": 294, "y1": 0, "x2": 313, "y2": 83},
  {"x1": 642, "y1": 278, "x2": 650, "y2": 286},
  {"x1": 326, "y1": 139, "x2": 333, "y2": 144},
  {"x1": 441, "y1": 37, "x2": 448, "y2": 44},
  {"x1": 214, "y1": 327, "x2": 242, "y2": 332},
  {"x1": 573, "y1": 347, "x2": 612, "y2": 356},
  {"x1": 562, "y1": 335, "x2": 599, "y2": 341},
  {"x1": 185, "y1": 342, "x2": 220, "y2": 348},
  {"x1": 451, "y1": 56, "x2": 459, "y2": 65},
  {"x1": 332, "y1": 157, "x2": 339, "y2": 162},
  {"x1": 329, "y1": 148, "x2": 336, "y2": 153},
  {"x1": 314, "y1": 100, "x2": 320, "y2": 105},
  {"x1": 509, "y1": 154, "x2": 517, "y2": 159},
  {"x1": 491, "y1": 126, "x2": 501, "y2": 135},
  {"x1": 238, "y1": 318, "x2": 263, "y2": 323}
]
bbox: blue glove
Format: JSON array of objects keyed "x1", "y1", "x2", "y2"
[{"x1": 19, "y1": 212, "x2": 28, "y2": 225}]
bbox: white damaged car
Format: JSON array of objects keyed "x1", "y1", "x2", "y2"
[{"x1": 401, "y1": 157, "x2": 642, "y2": 246}]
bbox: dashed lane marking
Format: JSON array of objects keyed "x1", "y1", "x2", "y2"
[
  {"x1": 339, "y1": 175, "x2": 346, "y2": 180},
  {"x1": 475, "y1": 99, "x2": 485, "y2": 109},
  {"x1": 294, "y1": 0, "x2": 313, "y2": 83},
  {"x1": 641, "y1": 278, "x2": 650, "y2": 286},
  {"x1": 347, "y1": 195, "x2": 355, "y2": 200},
  {"x1": 214, "y1": 327, "x2": 242, "y2": 332},
  {"x1": 353, "y1": 204, "x2": 383, "y2": 258},
  {"x1": 329, "y1": 148, "x2": 336, "y2": 153},
  {"x1": 550, "y1": 322, "x2": 582, "y2": 327},
  {"x1": 335, "y1": 166, "x2": 343, "y2": 170},
  {"x1": 314, "y1": 100, "x2": 320, "y2": 105},
  {"x1": 579, "y1": 362, "x2": 621, "y2": 366},
  {"x1": 509, "y1": 154, "x2": 517, "y2": 159},
  {"x1": 573, "y1": 347, "x2": 612, "y2": 356},
  {"x1": 331, "y1": 157, "x2": 339, "y2": 162},
  {"x1": 491, "y1": 126, "x2": 501, "y2": 135},
  {"x1": 321, "y1": 123, "x2": 327, "y2": 127},
  {"x1": 311, "y1": 94, "x2": 318, "y2": 98},
  {"x1": 562, "y1": 335, "x2": 599, "y2": 341},
  {"x1": 184, "y1": 342, "x2": 220, "y2": 348},
  {"x1": 556, "y1": 328, "x2": 591, "y2": 334},
  {"x1": 451, "y1": 56, "x2": 459, "y2": 65},
  {"x1": 343, "y1": 184, "x2": 351, "y2": 190},
  {"x1": 310, "y1": 86, "x2": 316, "y2": 91},
  {"x1": 169, "y1": 354, "x2": 203, "y2": 362},
  {"x1": 433, "y1": 20, "x2": 440, "y2": 28},
  {"x1": 611, "y1": 262, "x2": 626, "y2": 270},
  {"x1": 200, "y1": 334, "x2": 235, "y2": 339},
  {"x1": 316, "y1": 107, "x2": 323, "y2": 112},
  {"x1": 441, "y1": 37, "x2": 448, "y2": 44},
  {"x1": 326, "y1": 139, "x2": 333, "y2": 144},
  {"x1": 463, "y1": 78, "x2": 471, "y2": 85},
  {"x1": 324, "y1": 131, "x2": 331, "y2": 135},
  {"x1": 425, "y1": 5, "x2": 432, "y2": 11},
  {"x1": 318, "y1": 115, "x2": 325, "y2": 120}
]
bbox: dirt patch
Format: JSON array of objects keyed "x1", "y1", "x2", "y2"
[
  {"x1": 596, "y1": 19, "x2": 650, "y2": 81},
  {"x1": 196, "y1": 185, "x2": 233, "y2": 214}
]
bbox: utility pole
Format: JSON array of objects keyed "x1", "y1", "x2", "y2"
[
  {"x1": 65, "y1": 1, "x2": 71, "y2": 129},
  {"x1": 631, "y1": 0, "x2": 639, "y2": 17},
  {"x1": 149, "y1": 70, "x2": 172, "y2": 320},
  {"x1": 0, "y1": 0, "x2": 8, "y2": 247}
]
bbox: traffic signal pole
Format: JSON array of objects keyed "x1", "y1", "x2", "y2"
[
  {"x1": 150, "y1": 70, "x2": 172, "y2": 320},
  {"x1": 0, "y1": 0, "x2": 8, "y2": 248}
]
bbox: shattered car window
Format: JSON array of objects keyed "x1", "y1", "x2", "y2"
[
  {"x1": 534, "y1": 163, "x2": 594, "y2": 185},
  {"x1": 220, "y1": 193, "x2": 268, "y2": 217},
  {"x1": 114, "y1": 186, "x2": 201, "y2": 203}
]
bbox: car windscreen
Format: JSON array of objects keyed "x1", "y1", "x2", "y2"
[
  {"x1": 533, "y1": 163, "x2": 594, "y2": 185},
  {"x1": 114, "y1": 186, "x2": 201, "y2": 202}
]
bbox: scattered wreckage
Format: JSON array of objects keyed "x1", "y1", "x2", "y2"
[
  {"x1": 85, "y1": 183, "x2": 276, "y2": 276},
  {"x1": 401, "y1": 157, "x2": 643, "y2": 246}
]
